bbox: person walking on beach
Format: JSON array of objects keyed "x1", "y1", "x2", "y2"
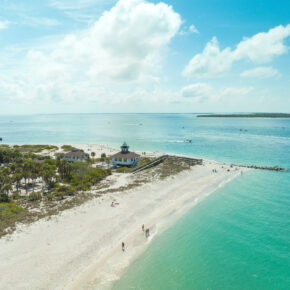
[
  {"x1": 122, "y1": 242, "x2": 125, "y2": 252},
  {"x1": 145, "y1": 228, "x2": 150, "y2": 238},
  {"x1": 142, "y1": 224, "x2": 145, "y2": 232}
]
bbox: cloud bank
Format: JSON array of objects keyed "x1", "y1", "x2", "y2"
[
  {"x1": 0, "y1": 0, "x2": 182, "y2": 102},
  {"x1": 241, "y1": 66, "x2": 279, "y2": 79},
  {"x1": 183, "y1": 24, "x2": 290, "y2": 78}
]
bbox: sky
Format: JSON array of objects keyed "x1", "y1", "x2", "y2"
[{"x1": 0, "y1": 0, "x2": 289, "y2": 114}]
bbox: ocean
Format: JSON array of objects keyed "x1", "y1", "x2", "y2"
[{"x1": 0, "y1": 113, "x2": 289, "y2": 289}]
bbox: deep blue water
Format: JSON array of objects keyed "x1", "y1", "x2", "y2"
[{"x1": 0, "y1": 114, "x2": 289, "y2": 289}]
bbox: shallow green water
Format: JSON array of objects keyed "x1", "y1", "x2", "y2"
[{"x1": 113, "y1": 170, "x2": 290, "y2": 290}]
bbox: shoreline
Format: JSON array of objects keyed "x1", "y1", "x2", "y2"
[
  {"x1": 0, "y1": 144, "x2": 245, "y2": 290},
  {"x1": 68, "y1": 167, "x2": 241, "y2": 290}
]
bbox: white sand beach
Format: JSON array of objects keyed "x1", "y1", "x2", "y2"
[
  {"x1": 0, "y1": 145, "x2": 243, "y2": 290},
  {"x1": 39, "y1": 143, "x2": 163, "y2": 159}
]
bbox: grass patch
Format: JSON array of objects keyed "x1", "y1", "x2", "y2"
[
  {"x1": 13, "y1": 144, "x2": 58, "y2": 153},
  {"x1": 0, "y1": 203, "x2": 27, "y2": 237},
  {"x1": 61, "y1": 145, "x2": 74, "y2": 151},
  {"x1": 115, "y1": 167, "x2": 132, "y2": 173},
  {"x1": 151, "y1": 158, "x2": 191, "y2": 179},
  {"x1": 138, "y1": 157, "x2": 153, "y2": 167}
]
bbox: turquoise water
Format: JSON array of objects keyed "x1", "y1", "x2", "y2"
[
  {"x1": 0, "y1": 114, "x2": 289, "y2": 289},
  {"x1": 113, "y1": 170, "x2": 290, "y2": 290}
]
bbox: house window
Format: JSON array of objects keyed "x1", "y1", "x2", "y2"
[
  {"x1": 123, "y1": 158, "x2": 127, "y2": 162},
  {"x1": 119, "y1": 158, "x2": 122, "y2": 161},
  {"x1": 131, "y1": 158, "x2": 134, "y2": 161}
]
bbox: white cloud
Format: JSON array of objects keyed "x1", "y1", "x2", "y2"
[
  {"x1": 0, "y1": 20, "x2": 10, "y2": 30},
  {"x1": 189, "y1": 24, "x2": 199, "y2": 34},
  {"x1": 184, "y1": 24, "x2": 290, "y2": 78},
  {"x1": 181, "y1": 83, "x2": 212, "y2": 99},
  {"x1": 179, "y1": 24, "x2": 199, "y2": 35},
  {"x1": 0, "y1": 0, "x2": 182, "y2": 102},
  {"x1": 181, "y1": 83, "x2": 252, "y2": 102},
  {"x1": 234, "y1": 25, "x2": 290, "y2": 63},
  {"x1": 241, "y1": 66, "x2": 279, "y2": 79},
  {"x1": 183, "y1": 37, "x2": 233, "y2": 78}
]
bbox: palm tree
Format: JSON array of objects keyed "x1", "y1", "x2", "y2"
[{"x1": 13, "y1": 172, "x2": 22, "y2": 193}]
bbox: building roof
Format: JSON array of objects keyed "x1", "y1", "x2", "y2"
[
  {"x1": 110, "y1": 151, "x2": 140, "y2": 159},
  {"x1": 65, "y1": 150, "x2": 88, "y2": 158},
  {"x1": 33, "y1": 157, "x2": 45, "y2": 164}
]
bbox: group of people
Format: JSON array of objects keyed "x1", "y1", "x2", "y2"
[
  {"x1": 121, "y1": 224, "x2": 150, "y2": 252},
  {"x1": 111, "y1": 201, "x2": 119, "y2": 207},
  {"x1": 212, "y1": 169, "x2": 218, "y2": 173}
]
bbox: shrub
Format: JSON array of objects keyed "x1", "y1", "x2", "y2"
[
  {"x1": 28, "y1": 192, "x2": 42, "y2": 201},
  {"x1": 12, "y1": 192, "x2": 20, "y2": 200},
  {"x1": 100, "y1": 153, "x2": 107, "y2": 162},
  {"x1": 61, "y1": 145, "x2": 74, "y2": 152},
  {"x1": 0, "y1": 194, "x2": 9, "y2": 203},
  {"x1": 0, "y1": 203, "x2": 26, "y2": 231},
  {"x1": 46, "y1": 193, "x2": 54, "y2": 201},
  {"x1": 53, "y1": 185, "x2": 76, "y2": 199},
  {"x1": 115, "y1": 167, "x2": 131, "y2": 173}
]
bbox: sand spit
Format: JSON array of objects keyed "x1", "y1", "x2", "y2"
[{"x1": 0, "y1": 157, "x2": 243, "y2": 290}]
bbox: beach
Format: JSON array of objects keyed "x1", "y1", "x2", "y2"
[{"x1": 0, "y1": 144, "x2": 242, "y2": 290}]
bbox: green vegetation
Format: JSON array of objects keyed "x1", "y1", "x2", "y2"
[
  {"x1": 197, "y1": 113, "x2": 290, "y2": 118},
  {"x1": 0, "y1": 203, "x2": 27, "y2": 236},
  {"x1": 13, "y1": 144, "x2": 58, "y2": 153},
  {"x1": 138, "y1": 157, "x2": 152, "y2": 167},
  {"x1": 115, "y1": 167, "x2": 132, "y2": 173},
  {"x1": 150, "y1": 158, "x2": 192, "y2": 180},
  {"x1": 61, "y1": 145, "x2": 74, "y2": 151},
  {"x1": 28, "y1": 192, "x2": 42, "y2": 201},
  {"x1": 0, "y1": 147, "x2": 111, "y2": 199},
  {"x1": 0, "y1": 146, "x2": 112, "y2": 237},
  {"x1": 64, "y1": 162, "x2": 111, "y2": 191}
]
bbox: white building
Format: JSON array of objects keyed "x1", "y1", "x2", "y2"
[
  {"x1": 110, "y1": 142, "x2": 140, "y2": 167},
  {"x1": 64, "y1": 149, "x2": 89, "y2": 162}
]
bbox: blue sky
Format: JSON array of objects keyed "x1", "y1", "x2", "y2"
[{"x1": 0, "y1": 0, "x2": 289, "y2": 114}]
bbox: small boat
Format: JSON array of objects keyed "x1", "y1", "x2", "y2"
[
  {"x1": 0, "y1": 137, "x2": 2, "y2": 141},
  {"x1": 184, "y1": 139, "x2": 192, "y2": 143}
]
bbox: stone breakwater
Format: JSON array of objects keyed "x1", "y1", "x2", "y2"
[{"x1": 234, "y1": 164, "x2": 285, "y2": 172}]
